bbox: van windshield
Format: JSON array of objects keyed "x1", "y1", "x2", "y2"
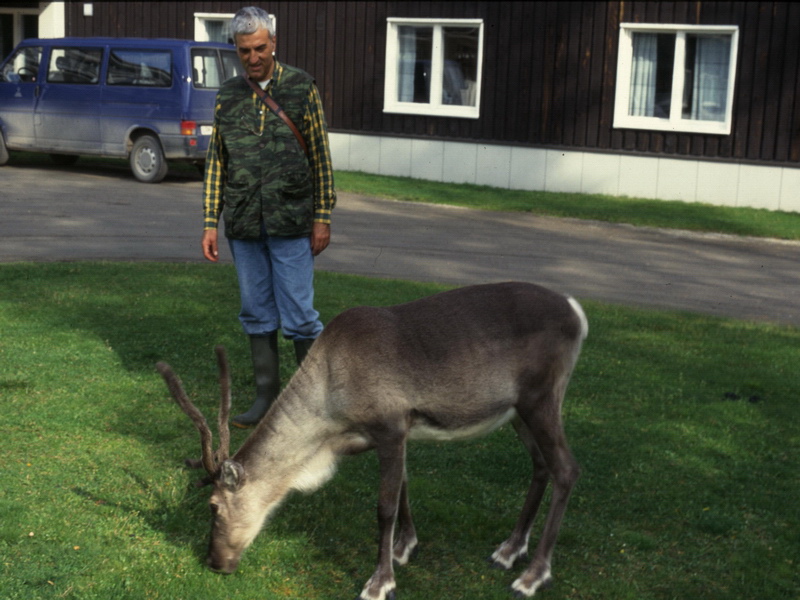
[{"x1": 191, "y1": 48, "x2": 242, "y2": 89}]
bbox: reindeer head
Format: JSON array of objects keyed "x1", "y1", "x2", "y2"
[{"x1": 156, "y1": 346, "x2": 263, "y2": 574}]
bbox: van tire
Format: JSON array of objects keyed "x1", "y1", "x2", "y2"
[
  {"x1": 130, "y1": 135, "x2": 168, "y2": 183},
  {"x1": 0, "y1": 133, "x2": 9, "y2": 166}
]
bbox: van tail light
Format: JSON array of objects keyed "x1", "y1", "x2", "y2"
[{"x1": 180, "y1": 120, "x2": 197, "y2": 136}]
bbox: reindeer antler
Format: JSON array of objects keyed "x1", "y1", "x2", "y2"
[
  {"x1": 156, "y1": 361, "x2": 217, "y2": 477},
  {"x1": 214, "y1": 345, "x2": 231, "y2": 465}
]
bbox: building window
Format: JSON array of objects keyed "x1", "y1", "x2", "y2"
[
  {"x1": 384, "y1": 18, "x2": 483, "y2": 119},
  {"x1": 194, "y1": 13, "x2": 235, "y2": 44},
  {"x1": 1, "y1": 10, "x2": 39, "y2": 59},
  {"x1": 614, "y1": 23, "x2": 739, "y2": 135},
  {"x1": 194, "y1": 12, "x2": 276, "y2": 45}
]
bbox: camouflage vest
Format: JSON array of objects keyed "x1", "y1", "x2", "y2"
[{"x1": 217, "y1": 65, "x2": 314, "y2": 239}]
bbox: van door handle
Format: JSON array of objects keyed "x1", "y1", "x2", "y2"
[{"x1": 35, "y1": 85, "x2": 40, "y2": 98}]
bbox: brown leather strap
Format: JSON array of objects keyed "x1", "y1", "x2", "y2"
[{"x1": 243, "y1": 75, "x2": 309, "y2": 156}]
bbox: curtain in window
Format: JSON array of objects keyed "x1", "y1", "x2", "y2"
[
  {"x1": 688, "y1": 36, "x2": 729, "y2": 122},
  {"x1": 397, "y1": 26, "x2": 417, "y2": 102},
  {"x1": 628, "y1": 33, "x2": 657, "y2": 117},
  {"x1": 205, "y1": 21, "x2": 226, "y2": 44}
]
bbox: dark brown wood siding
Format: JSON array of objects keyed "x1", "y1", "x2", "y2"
[{"x1": 63, "y1": 1, "x2": 800, "y2": 165}]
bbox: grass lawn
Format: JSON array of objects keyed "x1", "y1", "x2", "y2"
[
  {"x1": 334, "y1": 171, "x2": 800, "y2": 241},
  {"x1": 1, "y1": 263, "x2": 797, "y2": 600}
]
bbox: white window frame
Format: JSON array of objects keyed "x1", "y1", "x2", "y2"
[
  {"x1": 194, "y1": 12, "x2": 276, "y2": 44},
  {"x1": 194, "y1": 13, "x2": 234, "y2": 43},
  {"x1": 614, "y1": 23, "x2": 739, "y2": 135},
  {"x1": 384, "y1": 17, "x2": 484, "y2": 119}
]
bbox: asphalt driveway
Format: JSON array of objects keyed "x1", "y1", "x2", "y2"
[{"x1": 1, "y1": 160, "x2": 798, "y2": 326}]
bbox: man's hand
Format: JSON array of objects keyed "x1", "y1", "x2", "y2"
[
  {"x1": 310, "y1": 222, "x2": 331, "y2": 256},
  {"x1": 202, "y1": 229, "x2": 219, "y2": 262}
]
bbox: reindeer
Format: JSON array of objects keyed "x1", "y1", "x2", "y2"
[{"x1": 156, "y1": 281, "x2": 588, "y2": 599}]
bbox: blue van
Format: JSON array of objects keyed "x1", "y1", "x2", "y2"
[{"x1": 0, "y1": 37, "x2": 241, "y2": 182}]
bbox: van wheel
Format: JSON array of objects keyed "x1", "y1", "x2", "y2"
[
  {"x1": 130, "y1": 135, "x2": 168, "y2": 183},
  {"x1": 0, "y1": 133, "x2": 9, "y2": 166}
]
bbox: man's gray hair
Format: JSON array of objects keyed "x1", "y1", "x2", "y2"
[{"x1": 230, "y1": 6, "x2": 275, "y2": 39}]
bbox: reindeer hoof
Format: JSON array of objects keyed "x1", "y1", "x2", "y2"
[
  {"x1": 356, "y1": 591, "x2": 395, "y2": 600},
  {"x1": 393, "y1": 538, "x2": 419, "y2": 567},
  {"x1": 511, "y1": 571, "x2": 553, "y2": 598},
  {"x1": 357, "y1": 579, "x2": 397, "y2": 600},
  {"x1": 489, "y1": 554, "x2": 528, "y2": 571},
  {"x1": 489, "y1": 551, "x2": 527, "y2": 571}
]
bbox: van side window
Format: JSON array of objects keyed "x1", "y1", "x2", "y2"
[
  {"x1": 0, "y1": 46, "x2": 42, "y2": 83},
  {"x1": 107, "y1": 49, "x2": 172, "y2": 87},
  {"x1": 47, "y1": 48, "x2": 103, "y2": 84},
  {"x1": 220, "y1": 50, "x2": 242, "y2": 80},
  {"x1": 190, "y1": 49, "x2": 241, "y2": 89}
]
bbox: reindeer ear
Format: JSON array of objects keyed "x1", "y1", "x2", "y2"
[{"x1": 219, "y1": 459, "x2": 246, "y2": 492}]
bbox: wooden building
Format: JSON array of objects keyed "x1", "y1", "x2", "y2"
[{"x1": 4, "y1": 1, "x2": 799, "y2": 211}]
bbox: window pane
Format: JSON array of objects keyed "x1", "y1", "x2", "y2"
[
  {"x1": 0, "y1": 15, "x2": 12, "y2": 60},
  {"x1": 22, "y1": 14, "x2": 39, "y2": 39},
  {"x1": 192, "y1": 49, "x2": 221, "y2": 88},
  {"x1": 397, "y1": 25, "x2": 432, "y2": 103},
  {"x1": 0, "y1": 46, "x2": 42, "y2": 82},
  {"x1": 683, "y1": 35, "x2": 730, "y2": 122},
  {"x1": 628, "y1": 32, "x2": 674, "y2": 118},
  {"x1": 442, "y1": 26, "x2": 479, "y2": 106},
  {"x1": 204, "y1": 20, "x2": 230, "y2": 44},
  {"x1": 190, "y1": 49, "x2": 240, "y2": 88},
  {"x1": 221, "y1": 50, "x2": 242, "y2": 80},
  {"x1": 47, "y1": 48, "x2": 103, "y2": 84},
  {"x1": 107, "y1": 49, "x2": 172, "y2": 87}
]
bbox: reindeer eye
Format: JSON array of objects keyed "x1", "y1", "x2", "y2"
[{"x1": 210, "y1": 502, "x2": 220, "y2": 516}]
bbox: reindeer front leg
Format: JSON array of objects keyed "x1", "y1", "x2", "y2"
[{"x1": 359, "y1": 437, "x2": 407, "y2": 600}]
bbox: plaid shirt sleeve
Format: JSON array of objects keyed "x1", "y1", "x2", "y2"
[
  {"x1": 302, "y1": 84, "x2": 336, "y2": 225},
  {"x1": 202, "y1": 98, "x2": 226, "y2": 231}
]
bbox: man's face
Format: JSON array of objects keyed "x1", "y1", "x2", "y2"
[{"x1": 236, "y1": 28, "x2": 276, "y2": 82}]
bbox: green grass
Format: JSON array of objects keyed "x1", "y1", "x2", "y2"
[
  {"x1": 335, "y1": 171, "x2": 800, "y2": 241},
  {"x1": 1, "y1": 263, "x2": 798, "y2": 599}
]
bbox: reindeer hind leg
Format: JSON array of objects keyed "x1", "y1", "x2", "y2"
[
  {"x1": 392, "y1": 474, "x2": 418, "y2": 566},
  {"x1": 490, "y1": 416, "x2": 551, "y2": 571},
  {"x1": 510, "y1": 397, "x2": 580, "y2": 597}
]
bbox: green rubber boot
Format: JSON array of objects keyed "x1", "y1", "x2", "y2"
[
  {"x1": 232, "y1": 332, "x2": 280, "y2": 429},
  {"x1": 293, "y1": 338, "x2": 315, "y2": 366}
]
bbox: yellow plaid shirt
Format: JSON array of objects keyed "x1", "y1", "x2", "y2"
[{"x1": 203, "y1": 62, "x2": 336, "y2": 231}]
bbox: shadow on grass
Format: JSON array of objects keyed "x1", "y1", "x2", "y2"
[{"x1": 70, "y1": 466, "x2": 211, "y2": 561}]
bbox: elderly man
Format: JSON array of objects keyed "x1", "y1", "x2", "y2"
[{"x1": 202, "y1": 6, "x2": 336, "y2": 428}]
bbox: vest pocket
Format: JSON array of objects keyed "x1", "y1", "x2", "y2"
[
  {"x1": 283, "y1": 169, "x2": 313, "y2": 202},
  {"x1": 263, "y1": 168, "x2": 314, "y2": 236},
  {"x1": 222, "y1": 182, "x2": 261, "y2": 239}
]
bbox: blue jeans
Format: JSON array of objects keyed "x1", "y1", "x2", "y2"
[{"x1": 228, "y1": 229, "x2": 323, "y2": 340}]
